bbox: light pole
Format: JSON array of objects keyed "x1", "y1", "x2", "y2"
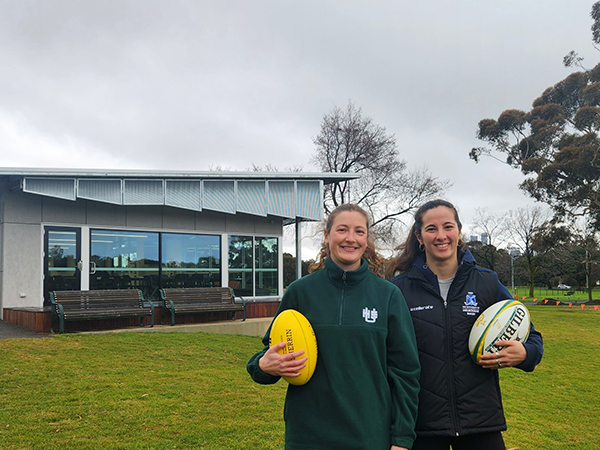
[{"x1": 508, "y1": 247, "x2": 520, "y2": 298}]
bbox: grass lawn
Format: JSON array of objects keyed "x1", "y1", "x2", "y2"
[
  {"x1": 501, "y1": 306, "x2": 600, "y2": 449},
  {"x1": 1, "y1": 305, "x2": 599, "y2": 449}
]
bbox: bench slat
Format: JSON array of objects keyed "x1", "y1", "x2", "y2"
[
  {"x1": 159, "y1": 287, "x2": 245, "y2": 325},
  {"x1": 170, "y1": 305, "x2": 243, "y2": 313}
]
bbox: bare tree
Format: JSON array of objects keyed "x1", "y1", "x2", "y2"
[
  {"x1": 471, "y1": 207, "x2": 508, "y2": 249},
  {"x1": 248, "y1": 163, "x2": 304, "y2": 172},
  {"x1": 505, "y1": 206, "x2": 551, "y2": 297},
  {"x1": 467, "y1": 207, "x2": 508, "y2": 271},
  {"x1": 312, "y1": 101, "x2": 450, "y2": 248}
]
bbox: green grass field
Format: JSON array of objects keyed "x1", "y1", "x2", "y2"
[{"x1": 0, "y1": 305, "x2": 598, "y2": 449}]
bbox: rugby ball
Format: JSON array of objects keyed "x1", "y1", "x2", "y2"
[
  {"x1": 269, "y1": 309, "x2": 318, "y2": 385},
  {"x1": 468, "y1": 300, "x2": 530, "y2": 363}
]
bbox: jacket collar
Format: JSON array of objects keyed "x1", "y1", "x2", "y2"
[
  {"x1": 324, "y1": 257, "x2": 370, "y2": 286},
  {"x1": 411, "y1": 249, "x2": 477, "y2": 287}
]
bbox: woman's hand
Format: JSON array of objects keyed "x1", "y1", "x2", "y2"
[
  {"x1": 258, "y1": 341, "x2": 308, "y2": 378},
  {"x1": 391, "y1": 446, "x2": 408, "y2": 450},
  {"x1": 478, "y1": 340, "x2": 527, "y2": 370}
]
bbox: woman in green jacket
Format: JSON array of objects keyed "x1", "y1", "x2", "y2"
[{"x1": 247, "y1": 203, "x2": 421, "y2": 450}]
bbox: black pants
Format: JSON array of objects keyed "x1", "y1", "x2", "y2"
[{"x1": 411, "y1": 431, "x2": 506, "y2": 450}]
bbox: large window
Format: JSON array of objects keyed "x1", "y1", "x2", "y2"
[
  {"x1": 161, "y1": 233, "x2": 220, "y2": 288},
  {"x1": 90, "y1": 230, "x2": 222, "y2": 298},
  {"x1": 229, "y1": 235, "x2": 278, "y2": 297},
  {"x1": 90, "y1": 230, "x2": 159, "y2": 298},
  {"x1": 255, "y1": 237, "x2": 278, "y2": 296},
  {"x1": 228, "y1": 236, "x2": 253, "y2": 297}
]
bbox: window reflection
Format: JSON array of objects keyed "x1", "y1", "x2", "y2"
[
  {"x1": 90, "y1": 230, "x2": 159, "y2": 298},
  {"x1": 161, "y1": 234, "x2": 221, "y2": 288},
  {"x1": 228, "y1": 236, "x2": 253, "y2": 297},
  {"x1": 255, "y1": 237, "x2": 278, "y2": 296},
  {"x1": 47, "y1": 230, "x2": 78, "y2": 292},
  {"x1": 229, "y1": 235, "x2": 278, "y2": 297},
  {"x1": 89, "y1": 229, "x2": 276, "y2": 298}
]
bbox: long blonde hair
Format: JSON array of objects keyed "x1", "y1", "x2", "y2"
[{"x1": 308, "y1": 203, "x2": 385, "y2": 277}]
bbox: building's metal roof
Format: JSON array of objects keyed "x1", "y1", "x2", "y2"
[
  {"x1": 0, "y1": 167, "x2": 358, "y2": 183},
  {"x1": 1, "y1": 167, "x2": 358, "y2": 222}
]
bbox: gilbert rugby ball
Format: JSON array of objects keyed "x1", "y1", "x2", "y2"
[
  {"x1": 269, "y1": 309, "x2": 318, "y2": 385},
  {"x1": 468, "y1": 300, "x2": 530, "y2": 363}
]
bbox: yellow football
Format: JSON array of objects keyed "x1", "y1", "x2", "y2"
[{"x1": 269, "y1": 309, "x2": 318, "y2": 385}]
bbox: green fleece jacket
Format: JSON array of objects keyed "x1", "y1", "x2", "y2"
[{"x1": 247, "y1": 258, "x2": 421, "y2": 450}]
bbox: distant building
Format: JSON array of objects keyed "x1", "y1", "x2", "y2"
[
  {"x1": 469, "y1": 233, "x2": 489, "y2": 245},
  {"x1": 481, "y1": 233, "x2": 489, "y2": 246}
]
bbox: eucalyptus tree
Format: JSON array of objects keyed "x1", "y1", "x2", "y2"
[{"x1": 470, "y1": 1, "x2": 600, "y2": 230}]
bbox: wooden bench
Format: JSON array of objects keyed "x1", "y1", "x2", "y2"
[
  {"x1": 159, "y1": 287, "x2": 245, "y2": 325},
  {"x1": 50, "y1": 289, "x2": 154, "y2": 334}
]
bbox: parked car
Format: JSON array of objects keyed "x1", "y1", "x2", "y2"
[{"x1": 557, "y1": 284, "x2": 571, "y2": 290}]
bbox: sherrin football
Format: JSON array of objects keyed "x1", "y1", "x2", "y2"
[
  {"x1": 468, "y1": 300, "x2": 530, "y2": 363},
  {"x1": 269, "y1": 309, "x2": 318, "y2": 385}
]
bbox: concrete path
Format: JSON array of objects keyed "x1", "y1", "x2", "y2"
[
  {"x1": 0, "y1": 320, "x2": 50, "y2": 340},
  {"x1": 0, "y1": 318, "x2": 271, "y2": 340},
  {"x1": 77, "y1": 317, "x2": 272, "y2": 338}
]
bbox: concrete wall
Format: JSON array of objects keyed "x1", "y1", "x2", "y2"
[
  {"x1": 0, "y1": 183, "x2": 284, "y2": 316},
  {"x1": 2, "y1": 222, "x2": 43, "y2": 309},
  {"x1": 1, "y1": 185, "x2": 45, "y2": 313}
]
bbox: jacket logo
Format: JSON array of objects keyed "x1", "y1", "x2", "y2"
[
  {"x1": 465, "y1": 293, "x2": 477, "y2": 306},
  {"x1": 410, "y1": 305, "x2": 434, "y2": 312},
  {"x1": 463, "y1": 292, "x2": 480, "y2": 316},
  {"x1": 362, "y1": 307, "x2": 378, "y2": 323}
]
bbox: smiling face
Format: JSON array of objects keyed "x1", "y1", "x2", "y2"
[
  {"x1": 324, "y1": 210, "x2": 368, "y2": 272},
  {"x1": 417, "y1": 206, "x2": 462, "y2": 270}
]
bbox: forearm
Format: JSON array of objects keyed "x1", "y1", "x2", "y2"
[{"x1": 516, "y1": 324, "x2": 543, "y2": 372}]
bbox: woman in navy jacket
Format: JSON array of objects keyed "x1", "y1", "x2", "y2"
[{"x1": 387, "y1": 199, "x2": 543, "y2": 450}]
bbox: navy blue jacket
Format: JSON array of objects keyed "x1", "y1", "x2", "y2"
[{"x1": 392, "y1": 250, "x2": 543, "y2": 437}]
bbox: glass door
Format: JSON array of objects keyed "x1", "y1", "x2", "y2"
[{"x1": 44, "y1": 227, "x2": 81, "y2": 304}]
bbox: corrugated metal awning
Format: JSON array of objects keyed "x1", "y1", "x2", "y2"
[{"x1": 4, "y1": 168, "x2": 358, "y2": 221}]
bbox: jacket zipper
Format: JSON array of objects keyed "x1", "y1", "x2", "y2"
[
  {"x1": 339, "y1": 272, "x2": 347, "y2": 325},
  {"x1": 444, "y1": 283, "x2": 461, "y2": 436},
  {"x1": 414, "y1": 259, "x2": 470, "y2": 436}
]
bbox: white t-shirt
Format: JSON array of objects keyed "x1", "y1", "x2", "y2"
[{"x1": 438, "y1": 277, "x2": 455, "y2": 302}]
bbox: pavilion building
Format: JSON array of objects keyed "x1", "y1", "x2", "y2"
[{"x1": 0, "y1": 168, "x2": 356, "y2": 332}]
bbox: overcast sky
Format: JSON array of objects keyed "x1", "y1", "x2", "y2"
[{"x1": 1, "y1": 0, "x2": 597, "y2": 253}]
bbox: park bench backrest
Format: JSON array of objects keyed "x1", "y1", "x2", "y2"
[
  {"x1": 50, "y1": 289, "x2": 145, "y2": 310},
  {"x1": 160, "y1": 287, "x2": 235, "y2": 304}
]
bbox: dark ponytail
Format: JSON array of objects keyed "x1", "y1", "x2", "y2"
[{"x1": 386, "y1": 199, "x2": 463, "y2": 278}]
